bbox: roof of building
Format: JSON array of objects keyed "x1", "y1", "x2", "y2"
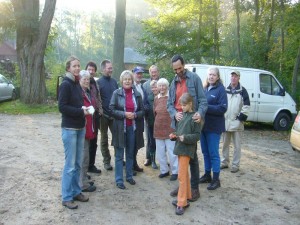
[{"x1": 124, "y1": 47, "x2": 147, "y2": 65}]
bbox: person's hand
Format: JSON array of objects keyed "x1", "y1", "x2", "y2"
[
  {"x1": 178, "y1": 135, "x2": 184, "y2": 142},
  {"x1": 125, "y1": 112, "x2": 135, "y2": 119},
  {"x1": 175, "y1": 112, "x2": 183, "y2": 121},
  {"x1": 192, "y1": 112, "x2": 202, "y2": 123}
]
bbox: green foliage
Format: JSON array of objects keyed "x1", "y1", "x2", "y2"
[{"x1": 0, "y1": 100, "x2": 58, "y2": 114}]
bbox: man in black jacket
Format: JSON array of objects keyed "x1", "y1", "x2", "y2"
[{"x1": 97, "y1": 60, "x2": 118, "y2": 171}]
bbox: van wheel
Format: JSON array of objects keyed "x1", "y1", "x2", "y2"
[{"x1": 273, "y1": 112, "x2": 291, "y2": 131}]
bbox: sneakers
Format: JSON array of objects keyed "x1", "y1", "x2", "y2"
[
  {"x1": 189, "y1": 188, "x2": 200, "y2": 202},
  {"x1": 175, "y1": 206, "x2": 185, "y2": 215},
  {"x1": 170, "y1": 187, "x2": 179, "y2": 197},
  {"x1": 171, "y1": 200, "x2": 190, "y2": 208},
  {"x1": 199, "y1": 173, "x2": 212, "y2": 183},
  {"x1": 231, "y1": 167, "x2": 239, "y2": 173},
  {"x1": 133, "y1": 165, "x2": 144, "y2": 172},
  {"x1": 104, "y1": 163, "x2": 113, "y2": 171},
  {"x1": 62, "y1": 200, "x2": 78, "y2": 209},
  {"x1": 116, "y1": 183, "x2": 126, "y2": 189},
  {"x1": 144, "y1": 159, "x2": 151, "y2": 166},
  {"x1": 207, "y1": 179, "x2": 221, "y2": 190},
  {"x1": 158, "y1": 172, "x2": 169, "y2": 178},
  {"x1": 170, "y1": 174, "x2": 178, "y2": 181},
  {"x1": 220, "y1": 164, "x2": 229, "y2": 169},
  {"x1": 74, "y1": 193, "x2": 89, "y2": 202},
  {"x1": 88, "y1": 165, "x2": 102, "y2": 174},
  {"x1": 151, "y1": 161, "x2": 158, "y2": 169},
  {"x1": 126, "y1": 179, "x2": 136, "y2": 185},
  {"x1": 82, "y1": 185, "x2": 96, "y2": 192}
]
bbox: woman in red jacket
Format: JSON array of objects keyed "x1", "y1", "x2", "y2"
[{"x1": 79, "y1": 70, "x2": 97, "y2": 193}]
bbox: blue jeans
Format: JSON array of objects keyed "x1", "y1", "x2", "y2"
[
  {"x1": 115, "y1": 126, "x2": 135, "y2": 184},
  {"x1": 61, "y1": 128, "x2": 85, "y2": 201},
  {"x1": 200, "y1": 131, "x2": 221, "y2": 173}
]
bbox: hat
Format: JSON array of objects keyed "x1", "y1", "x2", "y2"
[
  {"x1": 231, "y1": 70, "x2": 240, "y2": 76},
  {"x1": 133, "y1": 66, "x2": 144, "y2": 73}
]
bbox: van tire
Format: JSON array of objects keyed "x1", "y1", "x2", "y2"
[{"x1": 273, "y1": 112, "x2": 291, "y2": 131}]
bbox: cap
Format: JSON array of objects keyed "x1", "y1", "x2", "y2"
[
  {"x1": 133, "y1": 66, "x2": 144, "y2": 73},
  {"x1": 231, "y1": 70, "x2": 240, "y2": 76}
]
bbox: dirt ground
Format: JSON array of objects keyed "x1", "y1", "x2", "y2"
[{"x1": 0, "y1": 113, "x2": 300, "y2": 225}]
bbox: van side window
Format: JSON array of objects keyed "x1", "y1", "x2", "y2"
[{"x1": 259, "y1": 74, "x2": 281, "y2": 96}]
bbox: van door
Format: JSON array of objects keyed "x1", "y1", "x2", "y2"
[{"x1": 257, "y1": 73, "x2": 284, "y2": 123}]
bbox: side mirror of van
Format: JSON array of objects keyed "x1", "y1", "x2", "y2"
[{"x1": 279, "y1": 87, "x2": 285, "y2": 96}]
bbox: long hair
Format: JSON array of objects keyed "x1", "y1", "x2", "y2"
[{"x1": 203, "y1": 67, "x2": 223, "y2": 88}]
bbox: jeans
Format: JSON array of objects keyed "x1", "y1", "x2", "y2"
[
  {"x1": 200, "y1": 131, "x2": 221, "y2": 173},
  {"x1": 115, "y1": 126, "x2": 135, "y2": 184},
  {"x1": 61, "y1": 128, "x2": 85, "y2": 202},
  {"x1": 100, "y1": 115, "x2": 114, "y2": 165},
  {"x1": 80, "y1": 139, "x2": 90, "y2": 190}
]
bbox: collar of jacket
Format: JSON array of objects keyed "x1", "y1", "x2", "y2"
[{"x1": 65, "y1": 72, "x2": 75, "y2": 82}]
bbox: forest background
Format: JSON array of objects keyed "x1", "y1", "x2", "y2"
[{"x1": 0, "y1": 0, "x2": 299, "y2": 107}]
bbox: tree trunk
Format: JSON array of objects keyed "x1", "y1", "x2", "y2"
[
  {"x1": 234, "y1": 0, "x2": 241, "y2": 61},
  {"x1": 11, "y1": 0, "x2": 56, "y2": 104},
  {"x1": 213, "y1": 0, "x2": 220, "y2": 64},
  {"x1": 279, "y1": 0, "x2": 285, "y2": 73},
  {"x1": 265, "y1": 0, "x2": 275, "y2": 65},
  {"x1": 292, "y1": 45, "x2": 300, "y2": 100},
  {"x1": 195, "y1": 0, "x2": 202, "y2": 63},
  {"x1": 113, "y1": 0, "x2": 126, "y2": 80}
]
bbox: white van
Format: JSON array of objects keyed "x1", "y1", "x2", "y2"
[{"x1": 185, "y1": 64, "x2": 297, "y2": 131}]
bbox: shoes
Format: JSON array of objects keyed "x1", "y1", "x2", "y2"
[
  {"x1": 116, "y1": 183, "x2": 126, "y2": 189},
  {"x1": 231, "y1": 167, "x2": 239, "y2": 173},
  {"x1": 170, "y1": 174, "x2": 178, "y2": 181},
  {"x1": 220, "y1": 164, "x2": 229, "y2": 169},
  {"x1": 175, "y1": 206, "x2": 185, "y2": 215},
  {"x1": 88, "y1": 165, "x2": 101, "y2": 174},
  {"x1": 87, "y1": 174, "x2": 91, "y2": 180},
  {"x1": 89, "y1": 181, "x2": 94, "y2": 186},
  {"x1": 170, "y1": 187, "x2": 179, "y2": 197},
  {"x1": 82, "y1": 185, "x2": 96, "y2": 192},
  {"x1": 158, "y1": 172, "x2": 170, "y2": 178},
  {"x1": 199, "y1": 173, "x2": 212, "y2": 183},
  {"x1": 133, "y1": 165, "x2": 144, "y2": 172},
  {"x1": 207, "y1": 179, "x2": 221, "y2": 190},
  {"x1": 151, "y1": 162, "x2": 158, "y2": 169},
  {"x1": 126, "y1": 179, "x2": 136, "y2": 185},
  {"x1": 132, "y1": 171, "x2": 137, "y2": 176},
  {"x1": 62, "y1": 200, "x2": 78, "y2": 209},
  {"x1": 189, "y1": 188, "x2": 200, "y2": 202},
  {"x1": 74, "y1": 193, "x2": 89, "y2": 202},
  {"x1": 144, "y1": 159, "x2": 151, "y2": 166},
  {"x1": 172, "y1": 200, "x2": 190, "y2": 208},
  {"x1": 104, "y1": 163, "x2": 113, "y2": 171}
]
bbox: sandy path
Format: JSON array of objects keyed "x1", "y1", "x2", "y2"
[{"x1": 0, "y1": 113, "x2": 299, "y2": 225}]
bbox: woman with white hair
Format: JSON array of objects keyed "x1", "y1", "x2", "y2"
[
  {"x1": 154, "y1": 78, "x2": 178, "y2": 181},
  {"x1": 79, "y1": 70, "x2": 97, "y2": 193},
  {"x1": 109, "y1": 70, "x2": 145, "y2": 189}
]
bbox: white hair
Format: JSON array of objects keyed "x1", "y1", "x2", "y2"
[
  {"x1": 79, "y1": 70, "x2": 90, "y2": 79},
  {"x1": 157, "y1": 78, "x2": 169, "y2": 88}
]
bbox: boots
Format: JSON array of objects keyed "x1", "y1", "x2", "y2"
[{"x1": 151, "y1": 153, "x2": 158, "y2": 169}]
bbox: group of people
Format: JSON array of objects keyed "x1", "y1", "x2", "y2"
[{"x1": 58, "y1": 54, "x2": 250, "y2": 216}]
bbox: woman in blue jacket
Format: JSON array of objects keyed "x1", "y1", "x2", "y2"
[{"x1": 199, "y1": 67, "x2": 228, "y2": 190}]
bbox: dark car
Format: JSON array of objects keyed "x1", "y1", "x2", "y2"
[{"x1": 0, "y1": 74, "x2": 16, "y2": 101}]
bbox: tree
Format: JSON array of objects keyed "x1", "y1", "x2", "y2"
[
  {"x1": 113, "y1": 0, "x2": 126, "y2": 79},
  {"x1": 11, "y1": 0, "x2": 56, "y2": 104}
]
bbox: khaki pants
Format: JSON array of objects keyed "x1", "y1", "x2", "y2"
[{"x1": 221, "y1": 131, "x2": 242, "y2": 168}]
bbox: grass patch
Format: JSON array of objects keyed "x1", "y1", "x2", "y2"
[{"x1": 0, "y1": 100, "x2": 58, "y2": 114}]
